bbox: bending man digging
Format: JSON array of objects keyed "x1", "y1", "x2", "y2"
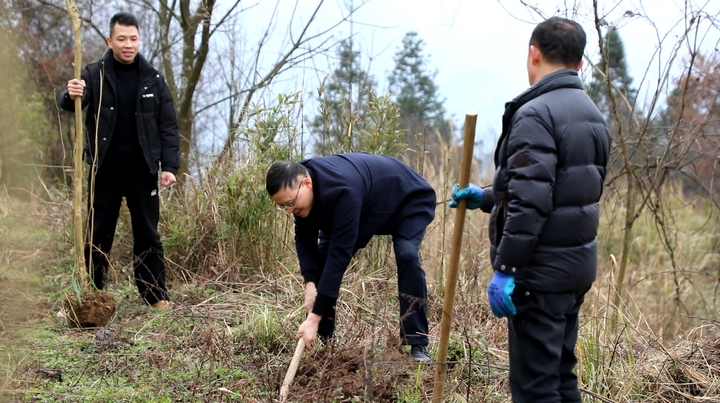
[{"x1": 266, "y1": 153, "x2": 436, "y2": 362}]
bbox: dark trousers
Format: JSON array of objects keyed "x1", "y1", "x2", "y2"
[
  {"x1": 508, "y1": 287, "x2": 590, "y2": 403},
  {"x1": 84, "y1": 153, "x2": 168, "y2": 305},
  {"x1": 316, "y1": 230, "x2": 429, "y2": 346}
]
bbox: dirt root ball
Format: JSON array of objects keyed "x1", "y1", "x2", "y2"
[{"x1": 63, "y1": 290, "x2": 116, "y2": 328}]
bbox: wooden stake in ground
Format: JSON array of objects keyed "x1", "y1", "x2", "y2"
[
  {"x1": 65, "y1": 0, "x2": 87, "y2": 289},
  {"x1": 432, "y1": 112, "x2": 477, "y2": 403},
  {"x1": 279, "y1": 338, "x2": 305, "y2": 402}
]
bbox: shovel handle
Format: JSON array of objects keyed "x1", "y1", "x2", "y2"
[{"x1": 279, "y1": 338, "x2": 305, "y2": 401}]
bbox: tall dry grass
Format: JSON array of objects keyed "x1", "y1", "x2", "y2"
[{"x1": 595, "y1": 182, "x2": 720, "y2": 338}]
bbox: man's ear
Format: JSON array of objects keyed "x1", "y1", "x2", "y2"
[
  {"x1": 576, "y1": 59, "x2": 584, "y2": 71},
  {"x1": 529, "y1": 45, "x2": 542, "y2": 66},
  {"x1": 106, "y1": 37, "x2": 112, "y2": 48}
]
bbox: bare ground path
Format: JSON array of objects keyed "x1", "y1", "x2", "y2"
[{"x1": 0, "y1": 198, "x2": 56, "y2": 401}]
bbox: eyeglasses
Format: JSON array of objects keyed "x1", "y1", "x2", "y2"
[{"x1": 275, "y1": 176, "x2": 305, "y2": 211}]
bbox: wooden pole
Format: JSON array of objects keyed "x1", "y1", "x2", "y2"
[
  {"x1": 65, "y1": 0, "x2": 87, "y2": 290},
  {"x1": 279, "y1": 338, "x2": 305, "y2": 402},
  {"x1": 432, "y1": 112, "x2": 477, "y2": 403}
]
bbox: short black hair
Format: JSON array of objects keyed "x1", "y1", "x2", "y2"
[
  {"x1": 265, "y1": 161, "x2": 308, "y2": 196},
  {"x1": 530, "y1": 17, "x2": 586, "y2": 67},
  {"x1": 109, "y1": 12, "x2": 139, "y2": 37}
]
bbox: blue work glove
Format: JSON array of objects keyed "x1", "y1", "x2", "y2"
[
  {"x1": 487, "y1": 271, "x2": 516, "y2": 318},
  {"x1": 448, "y1": 183, "x2": 484, "y2": 209}
]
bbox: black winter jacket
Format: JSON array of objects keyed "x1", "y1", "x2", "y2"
[
  {"x1": 59, "y1": 50, "x2": 180, "y2": 175},
  {"x1": 480, "y1": 69, "x2": 611, "y2": 292}
]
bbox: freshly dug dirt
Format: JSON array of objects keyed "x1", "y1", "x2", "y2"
[
  {"x1": 283, "y1": 340, "x2": 433, "y2": 402},
  {"x1": 63, "y1": 290, "x2": 116, "y2": 328}
]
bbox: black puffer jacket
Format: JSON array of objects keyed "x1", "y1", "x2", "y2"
[
  {"x1": 479, "y1": 69, "x2": 611, "y2": 292},
  {"x1": 59, "y1": 50, "x2": 179, "y2": 175}
]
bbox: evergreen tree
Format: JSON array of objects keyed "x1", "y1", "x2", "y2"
[
  {"x1": 389, "y1": 32, "x2": 450, "y2": 137},
  {"x1": 588, "y1": 28, "x2": 637, "y2": 114},
  {"x1": 388, "y1": 31, "x2": 452, "y2": 159},
  {"x1": 587, "y1": 28, "x2": 647, "y2": 176},
  {"x1": 310, "y1": 39, "x2": 377, "y2": 155}
]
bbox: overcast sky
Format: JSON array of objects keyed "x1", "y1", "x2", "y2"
[{"x1": 238, "y1": 0, "x2": 719, "y2": 153}]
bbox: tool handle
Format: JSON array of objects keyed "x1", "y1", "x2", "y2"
[{"x1": 279, "y1": 338, "x2": 305, "y2": 401}]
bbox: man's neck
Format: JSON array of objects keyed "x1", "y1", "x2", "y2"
[{"x1": 531, "y1": 65, "x2": 573, "y2": 85}]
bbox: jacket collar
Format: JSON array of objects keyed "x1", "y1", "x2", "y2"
[
  {"x1": 101, "y1": 49, "x2": 155, "y2": 79},
  {"x1": 506, "y1": 69, "x2": 583, "y2": 114},
  {"x1": 494, "y1": 69, "x2": 583, "y2": 165}
]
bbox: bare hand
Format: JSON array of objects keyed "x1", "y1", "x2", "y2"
[
  {"x1": 296, "y1": 313, "x2": 321, "y2": 348},
  {"x1": 160, "y1": 171, "x2": 176, "y2": 188},
  {"x1": 303, "y1": 282, "x2": 317, "y2": 314},
  {"x1": 67, "y1": 79, "x2": 85, "y2": 100}
]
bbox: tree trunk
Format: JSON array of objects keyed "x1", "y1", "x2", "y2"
[{"x1": 177, "y1": 111, "x2": 193, "y2": 180}]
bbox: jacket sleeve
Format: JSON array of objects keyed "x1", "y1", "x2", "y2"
[
  {"x1": 156, "y1": 76, "x2": 180, "y2": 175},
  {"x1": 480, "y1": 187, "x2": 495, "y2": 213},
  {"x1": 494, "y1": 111, "x2": 556, "y2": 272},
  {"x1": 58, "y1": 67, "x2": 91, "y2": 112},
  {"x1": 295, "y1": 220, "x2": 340, "y2": 318},
  {"x1": 295, "y1": 219, "x2": 320, "y2": 285},
  {"x1": 310, "y1": 188, "x2": 361, "y2": 317}
]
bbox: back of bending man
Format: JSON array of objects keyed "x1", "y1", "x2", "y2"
[{"x1": 266, "y1": 153, "x2": 436, "y2": 362}]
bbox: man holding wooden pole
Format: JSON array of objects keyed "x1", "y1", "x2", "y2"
[
  {"x1": 59, "y1": 12, "x2": 179, "y2": 309},
  {"x1": 449, "y1": 17, "x2": 611, "y2": 402}
]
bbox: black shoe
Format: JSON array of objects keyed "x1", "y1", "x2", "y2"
[{"x1": 410, "y1": 344, "x2": 431, "y2": 363}]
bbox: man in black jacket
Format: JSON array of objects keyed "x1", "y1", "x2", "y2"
[
  {"x1": 450, "y1": 17, "x2": 611, "y2": 402},
  {"x1": 59, "y1": 12, "x2": 180, "y2": 309},
  {"x1": 266, "y1": 153, "x2": 436, "y2": 362}
]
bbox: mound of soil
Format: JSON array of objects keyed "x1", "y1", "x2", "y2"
[{"x1": 283, "y1": 341, "x2": 432, "y2": 402}]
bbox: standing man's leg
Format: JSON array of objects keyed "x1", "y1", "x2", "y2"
[
  {"x1": 508, "y1": 289, "x2": 582, "y2": 403},
  {"x1": 392, "y1": 229, "x2": 429, "y2": 347},
  {"x1": 85, "y1": 167, "x2": 123, "y2": 290},
  {"x1": 558, "y1": 287, "x2": 589, "y2": 403},
  {"x1": 126, "y1": 167, "x2": 168, "y2": 305}
]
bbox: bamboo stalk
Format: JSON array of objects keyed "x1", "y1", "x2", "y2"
[
  {"x1": 432, "y1": 112, "x2": 477, "y2": 403},
  {"x1": 64, "y1": 0, "x2": 87, "y2": 290}
]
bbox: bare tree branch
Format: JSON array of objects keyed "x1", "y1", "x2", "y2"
[{"x1": 35, "y1": 0, "x2": 105, "y2": 41}]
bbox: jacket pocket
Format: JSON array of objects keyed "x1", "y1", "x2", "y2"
[{"x1": 140, "y1": 92, "x2": 158, "y2": 113}]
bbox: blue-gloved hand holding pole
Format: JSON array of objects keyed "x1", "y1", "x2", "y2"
[
  {"x1": 487, "y1": 271, "x2": 516, "y2": 318},
  {"x1": 448, "y1": 183, "x2": 484, "y2": 209}
]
